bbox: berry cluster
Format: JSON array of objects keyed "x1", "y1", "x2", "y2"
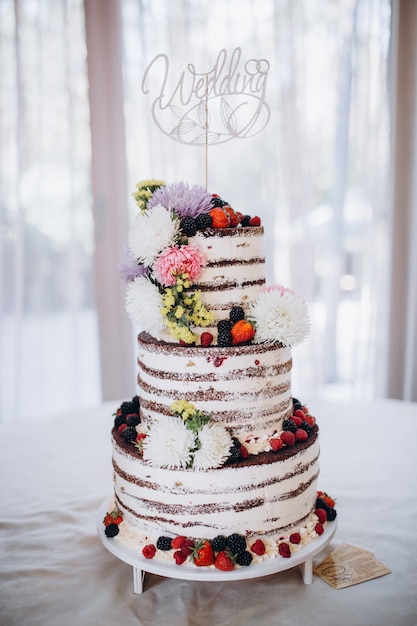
[
  {"x1": 142, "y1": 532, "x2": 258, "y2": 570},
  {"x1": 269, "y1": 398, "x2": 316, "y2": 451},
  {"x1": 180, "y1": 212, "x2": 213, "y2": 237},
  {"x1": 226, "y1": 436, "x2": 249, "y2": 464},
  {"x1": 113, "y1": 396, "x2": 141, "y2": 443},
  {"x1": 103, "y1": 509, "x2": 124, "y2": 538},
  {"x1": 209, "y1": 194, "x2": 261, "y2": 229},
  {"x1": 217, "y1": 306, "x2": 256, "y2": 347}
]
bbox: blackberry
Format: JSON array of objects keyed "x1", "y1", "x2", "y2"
[
  {"x1": 210, "y1": 196, "x2": 226, "y2": 208},
  {"x1": 316, "y1": 497, "x2": 330, "y2": 512},
  {"x1": 114, "y1": 414, "x2": 126, "y2": 429},
  {"x1": 292, "y1": 397, "x2": 303, "y2": 411},
  {"x1": 156, "y1": 536, "x2": 173, "y2": 551},
  {"x1": 131, "y1": 395, "x2": 140, "y2": 412},
  {"x1": 180, "y1": 216, "x2": 197, "y2": 237},
  {"x1": 326, "y1": 508, "x2": 337, "y2": 521},
  {"x1": 121, "y1": 426, "x2": 137, "y2": 442},
  {"x1": 227, "y1": 445, "x2": 242, "y2": 463},
  {"x1": 126, "y1": 414, "x2": 140, "y2": 427},
  {"x1": 104, "y1": 523, "x2": 119, "y2": 538},
  {"x1": 300, "y1": 420, "x2": 312, "y2": 435},
  {"x1": 236, "y1": 550, "x2": 253, "y2": 566},
  {"x1": 232, "y1": 437, "x2": 241, "y2": 448},
  {"x1": 196, "y1": 212, "x2": 213, "y2": 230},
  {"x1": 226, "y1": 533, "x2": 247, "y2": 555},
  {"x1": 120, "y1": 400, "x2": 136, "y2": 416},
  {"x1": 282, "y1": 419, "x2": 298, "y2": 434},
  {"x1": 211, "y1": 535, "x2": 228, "y2": 552},
  {"x1": 241, "y1": 214, "x2": 251, "y2": 226},
  {"x1": 229, "y1": 306, "x2": 245, "y2": 323},
  {"x1": 217, "y1": 319, "x2": 233, "y2": 347}
]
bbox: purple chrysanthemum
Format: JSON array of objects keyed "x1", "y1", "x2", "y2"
[
  {"x1": 119, "y1": 245, "x2": 147, "y2": 283},
  {"x1": 147, "y1": 182, "x2": 212, "y2": 219}
]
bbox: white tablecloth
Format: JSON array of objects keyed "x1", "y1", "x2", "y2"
[{"x1": 1, "y1": 398, "x2": 416, "y2": 626}]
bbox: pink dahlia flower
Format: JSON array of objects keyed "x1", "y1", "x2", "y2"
[{"x1": 153, "y1": 244, "x2": 206, "y2": 286}]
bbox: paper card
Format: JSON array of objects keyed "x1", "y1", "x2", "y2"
[{"x1": 313, "y1": 543, "x2": 391, "y2": 589}]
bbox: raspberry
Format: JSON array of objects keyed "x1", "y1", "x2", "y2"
[
  {"x1": 171, "y1": 536, "x2": 187, "y2": 549},
  {"x1": 239, "y1": 445, "x2": 249, "y2": 459},
  {"x1": 142, "y1": 544, "x2": 156, "y2": 559},
  {"x1": 174, "y1": 550, "x2": 188, "y2": 565},
  {"x1": 180, "y1": 539, "x2": 195, "y2": 557},
  {"x1": 270, "y1": 438, "x2": 283, "y2": 451},
  {"x1": 289, "y1": 533, "x2": 301, "y2": 544},
  {"x1": 250, "y1": 539, "x2": 266, "y2": 556},
  {"x1": 249, "y1": 216, "x2": 261, "y2": 226},
  {"x1": 315, "y1": 508, "x2": 327, "y2": 524},
  {"x1": 294, "y1": 428, "x2": 308, "y2": 441},
  {"x1": 278, "y1": 542, "x2": 291, "y2": 558},
  {"x1": 280, "y1": 431, "x2": 295, "y2": 447},
  {"x1": 315, "y1": 523, "x2": 324, "y2": 536},
  {"x1": 200, "y1": 332, "x2": 214, "y2": 347},
  {"x1": 291, "y1": 415, "x2": 303, "y2": 427},
  {"x1": 303, "y1": 414, "x2": 316, "y2": 426},
  {"x1": 293, "y1": 408, "x2": 306, "y2": 419},
  {"x1": 224, "y1": 205, "x2": 240, "y2": 227}
]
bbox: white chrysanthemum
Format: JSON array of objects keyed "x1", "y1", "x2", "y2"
[
  {"x1": 125, "y1": 276, "x2": 165, "y2": 335},
  {"x1": 143, "y1": 416, "x2": 196, "y2": 469},
  {"x1": 192, "y1": 423, "x2": 233, "y2": 470},
  {"x1": 248, "y1": 286, "x2": 310, "y2": 346},
  {"x1": 128, "y1": 204, "x2": 180, "y2": 267}
]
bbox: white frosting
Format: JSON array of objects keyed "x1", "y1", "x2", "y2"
[
  {"x1": 138, "y1": 336, "x2": 293, "y2": 439},
  {"x1": 112, "y1": 435, "x2": 319, "y2": 540}
]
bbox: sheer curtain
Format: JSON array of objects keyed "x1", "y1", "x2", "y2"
[{"x1": 1, "y1": 0, "x2": 415, "y2": 423}]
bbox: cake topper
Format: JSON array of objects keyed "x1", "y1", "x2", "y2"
[{"x1": 142, "y1": 48, "x2": 270, "y2": 186}]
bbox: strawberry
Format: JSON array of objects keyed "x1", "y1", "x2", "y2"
[
  {"x1": 171, "y1": 535, "x2": 187, "y2": 549},
  {"x1": 117, "y1": 423, "x2": 128, "y2": 434},
  {"x1": 280, "y1": 431, "x2": 295, "y2": 447},
  {"x1": 200, "y1": 332, "x2": 214, "y2": 347},
  {"x1": 315, "y1": 508, "x2": 327, "y2": 524},
  {"x1": 224, "y1": 205, "x2": 240, "y2": 227},
  {"x1": 250, "y1": 539, "x2": 266, "y2": 556},
  {"x1": 210, "y1": 207, "x2": 230, "y2": 229},
  {"x1": 231, "y1": 319, "x2": 255, "y2": 345},
  {"x1": 192, "y1": 540, "x2": 215, "y2": 567},
  {"x1": 103, "y1": 510, "x2": 123, "y2": 526},
  {"x1": 174, "y1": 549, "x2": 188, "y2": 565},
  {"x1": 142, "y1": 544, "x2": 156, "y2": 559},
  {"x1": 289, "y1": 533, "x2": 301, "y2": 544},
  {"x1": 270, "y1": 438, "x2": 283, "y2": 451},
  {"x1": 214, "y1": 550, "x2": 235, "y2": 571},
  {"x1": 294, "y1": 428, "x2": 308, "y2": 441},
  {"x1": 278, "y1": 542, "x2": 291, "y2": 558},
  {"x1": 249, "y1": 216, "x2": 261, "y2": 226},
  {"x1": 315, "y1": 523, "x2": 324, "y2": 536},
  {"x1": 321, "y1": 493, "x2": 335, "y2": 508}
]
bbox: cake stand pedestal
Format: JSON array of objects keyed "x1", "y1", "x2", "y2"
[{"x1": 97, "y1": 499, "x2": 337, "y2": 594}]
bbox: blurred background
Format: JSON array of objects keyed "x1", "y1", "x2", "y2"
[{"x1": 1, "y1": 0, "x2": 416, "y2": 421}]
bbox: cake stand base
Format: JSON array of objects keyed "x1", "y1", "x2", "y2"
[{"x1": 97, "y1": 499, "x2": 337, "y2": 594}]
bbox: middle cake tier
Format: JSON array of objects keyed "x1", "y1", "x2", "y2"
[{"x1": 137, "y1": 332, "x2": 293, "y2": 440}]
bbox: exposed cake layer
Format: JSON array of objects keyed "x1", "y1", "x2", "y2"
[
  {"x1": 187, "y1": 226, "x2": 265, "y2": 332},
  {"x1": 138, "y1": 332, "x2": 293, "y2": 439},
  {"x1": 112, "y1": 428, "x2": 320, "y2": 540}
]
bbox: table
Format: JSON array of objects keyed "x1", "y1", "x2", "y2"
[{"x1": 1, "y1": 398, "x2": 416, "y2": 626}]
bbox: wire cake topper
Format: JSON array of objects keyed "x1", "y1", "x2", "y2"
[{"x1": 142, "y1": 48, "x2": 270, "y2": 185}]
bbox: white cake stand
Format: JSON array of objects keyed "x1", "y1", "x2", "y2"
[{"x1": 97, "y1": 499, "x2": 337, "y2": 593}]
